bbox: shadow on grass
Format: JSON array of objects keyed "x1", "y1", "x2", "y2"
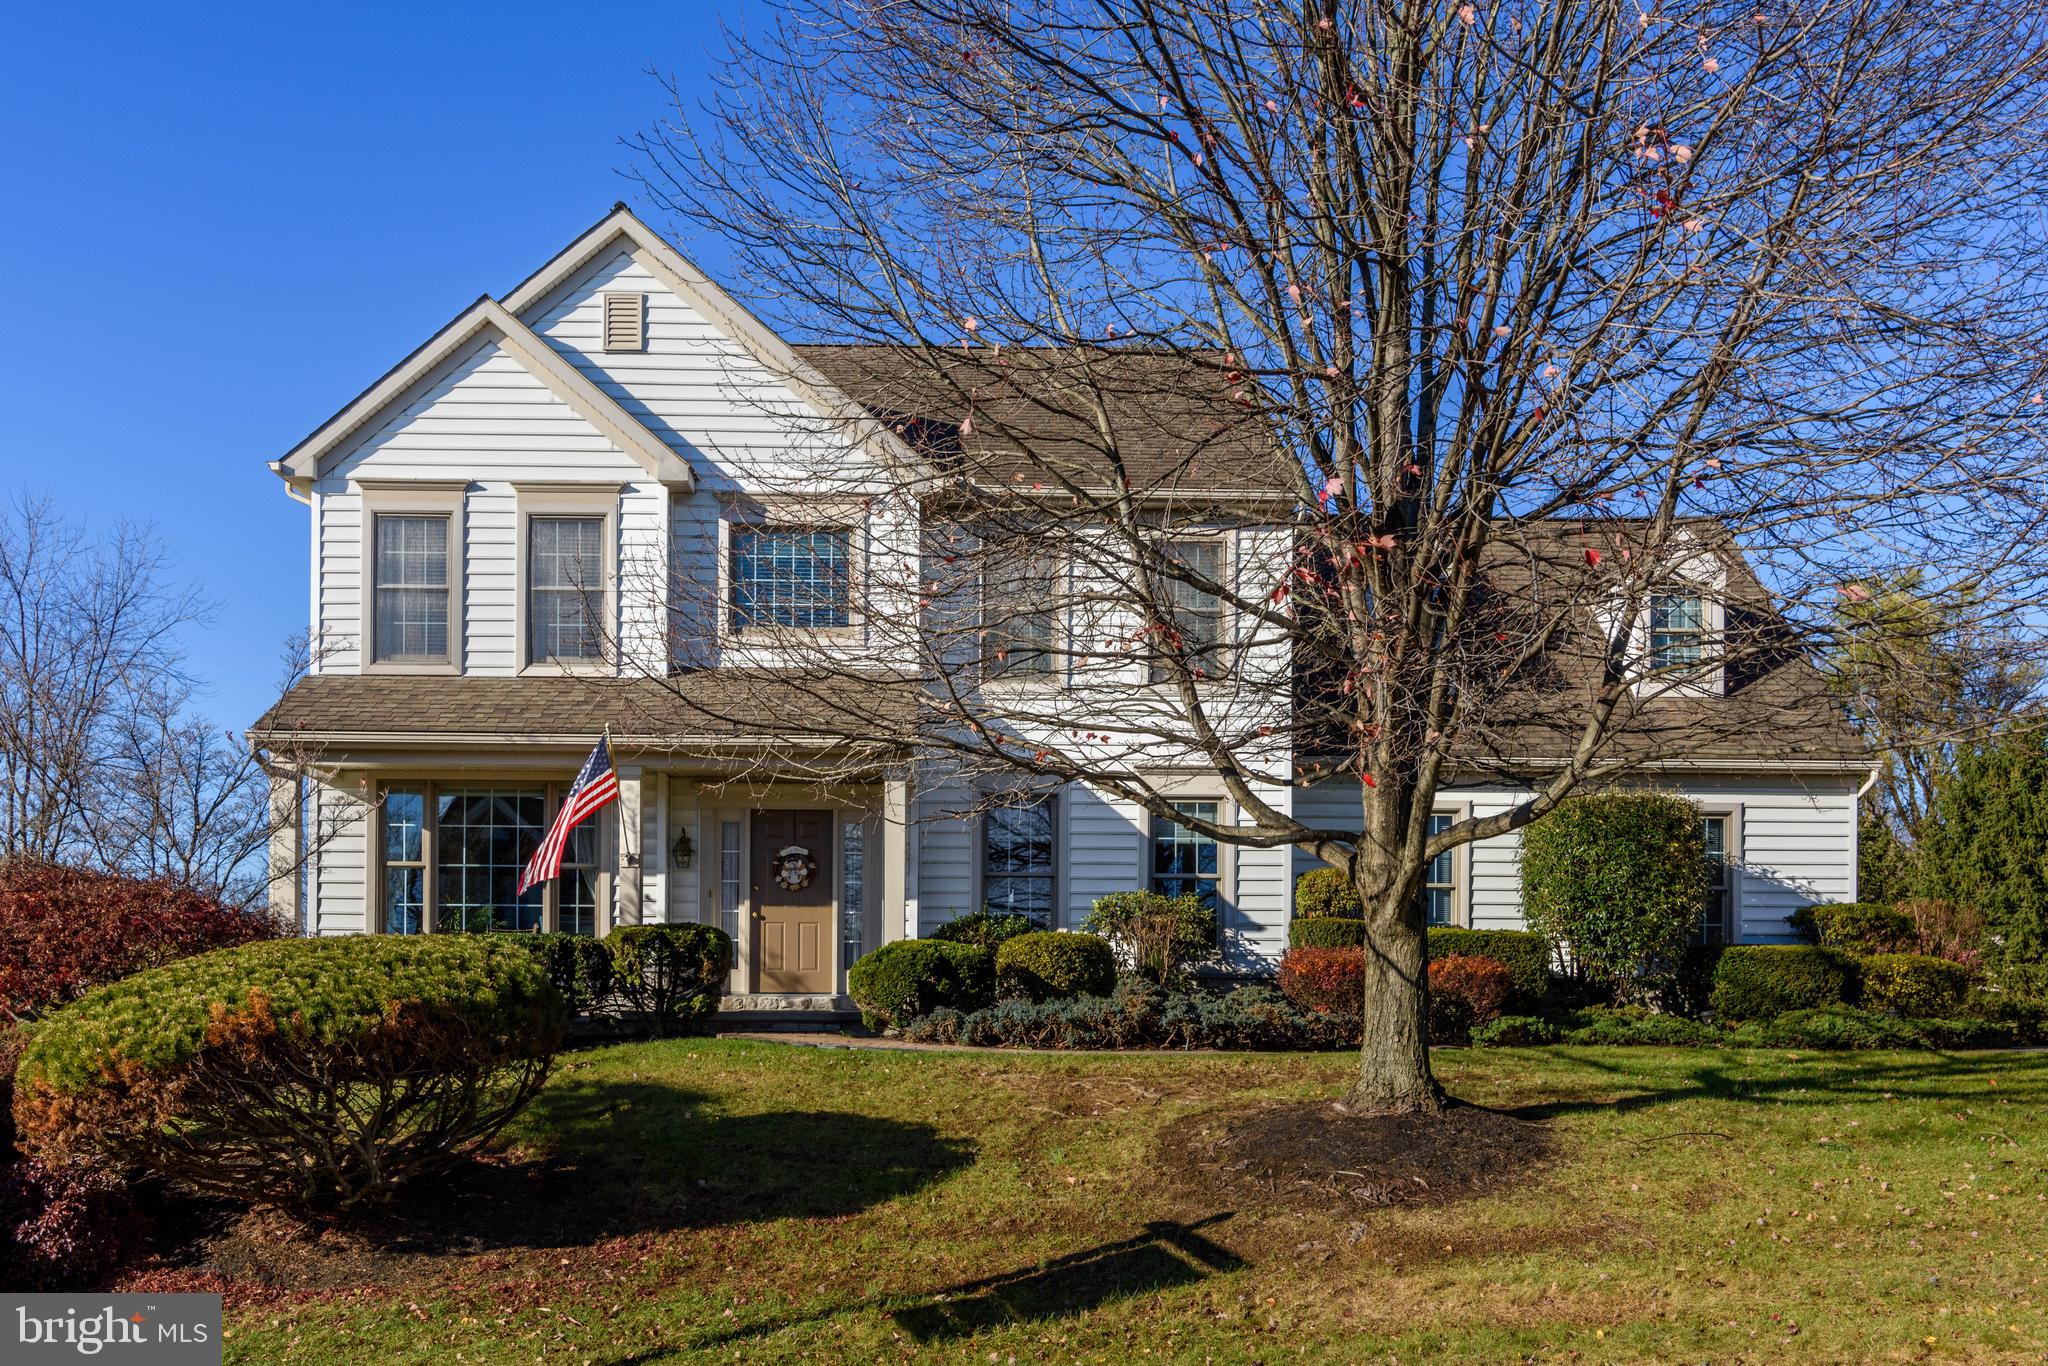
[
  {"x1": 671, "y1": 1213, "x2": 1242, "y2": 1357},
  {"x1": 336, "y1": 1076, "x2": 976, "y2": 1256},
  {"x1": 1501, "y1": 1046, "x2": 2048, "y2": 1125}
]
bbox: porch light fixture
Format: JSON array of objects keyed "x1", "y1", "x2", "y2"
[{"x1": 670, "y1": 828, "x2": 696, "y2": 870}]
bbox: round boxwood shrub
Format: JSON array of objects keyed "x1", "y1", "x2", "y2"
[
  {"x1": 930, "y1": 910, "x2": 1040, "y2": 949},
  {"x1": 1790, "y1": 902, "x2": 1917, "y2": 955},
  {"x1": 995, "y1": 931, "x2": 1117, "y2": 1002},
  {"x1": 847, "y1": 940, "x2": 994, "y2": 1030},
  {"x1": 1521, "y1": 792, "x2": 1707, "y2": 999},
  {"x1": 1706, "y1": 944, "x2": 1851, "y2": 1021},
  {"x1": 1857, "y1": 952, "x2": 1971, "y2": 1017},
  {"x1": 14, "y1": 935, "x2": 565, "y2": 1212},
  {"x1": 607, "y1": 924, "x2": 732, "y2": 1035},
  {"x1": 1293, "y1": 867, "x2": 1363, "y2": 920}
]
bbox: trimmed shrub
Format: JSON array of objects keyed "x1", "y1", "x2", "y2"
[
  {"x1": 1278, "y1": 946, "x2": 1365, "y2": 1015},
  {"x1": 1857, "y1": 953, "x2": 1971, "y2": 1017},
  {"x1": 1292, "y1": 868, "x2": 1362, "y2": 919},
  {"x1": 14, "y1": 936, "x2": 564, "y2": 1211},
  {"x1": 1429, "y1": 928, "x2": 1552, "y2": 1008},
  {"x1": 1471, "y1": 1014, "x2": 1562, "y2": 1047},
  {"x1": 0, "y1": 1158, "x2": 150, "y2": 1290},
  {"x1": 607, "y1": 925, "x2": 732, "y2": 1035},
  {"x1": 1707, "y1": 945, "x2": 1852, "y2": 1021},
  {"x1": 0, "y1": 860, "x2": 281, "y2": 1024},
  {"x1": 1520, "y1": 792, "x2": 1706, "y2": 999},
  {"x1": 507, "y1": 932, "x2": 615, "y2": 1017},
  {"x1": 1791, "y1": 902, "x2": 1916, "y2": 955},
  {"x1": 1428, "y1": 954, "x2": 1512, "y2": 1043},
  {"x1": 930, "y1": 910, "x2": 1039, "y2": 949},
  {"x1": 901, "y1": 981, "x2": 1355, "y2": 1051},
  {"x1": 995, "y1": 931, "x2": 1117, "y2": 1002},
  {"x1": 1289, "y1": 916, "x2": 1368, "y2": 950},
  {"x1": 1081, "y1": 892, "x2": 1216, "y2": 984},
  {"x1": 847, "y1": 940, "x2": 995, "y2": 1030}
]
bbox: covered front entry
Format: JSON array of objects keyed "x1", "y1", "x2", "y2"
[{"x1": 750, "y1": 809, "x2": 835, "y2": 994}]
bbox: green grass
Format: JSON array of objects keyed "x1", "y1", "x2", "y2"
[{"x1": 222, "y1": 1040, "x2": 2048, "y2": 1363}]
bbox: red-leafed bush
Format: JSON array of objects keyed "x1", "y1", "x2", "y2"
[
  {"x1": 0, "y1": 860, "x2": 281, "y2": 1024},
  {"x1": 1278, "y1": 946, "x2": 1366, "y2": 1015},
  {"x1": 1427, "y1": 954, "x2": 1513, "y2": 1043},
  {"x1": 0, "y1": 1024, "x2": 24, "y2": 1161},
  {"x1": 0, "y1": 1158, "x2": 150, "y2": 1289}
]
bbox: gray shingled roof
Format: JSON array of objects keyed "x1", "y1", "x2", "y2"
[
  {"x1": 795, "y1": 344, "x2": 1293, "y2": 497},
  {"x1": 250, "y1": 672, "x2": 921, "y2": 751}
]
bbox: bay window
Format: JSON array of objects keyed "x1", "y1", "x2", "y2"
[{"x1": 376, "y1": 782, "x2": 606, "y2": 934}]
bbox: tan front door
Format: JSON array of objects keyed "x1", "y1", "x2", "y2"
[{"x1": 751, "y1": 809, "x2": 834, "y2": 993}]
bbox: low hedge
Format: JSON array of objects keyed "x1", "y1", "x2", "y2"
[
  {"x1": 1706, "y1": 945, "x2": 1852, "y2": 1021},
  {"x1": 14, "y1": 936, "x2": 564, "y2": 1210},
  {"x1": 1281, "y1": 924, "x2": 1552, "y2": 1006},
  {"x1": 995, "y1": 931, "x2": 1117, "y2": 1002},
  {"x1": 929, "y1": 910, "x2": 1039, "y2": 949},
  {"x1": 1473, "y1": 1003, "x2": 2017, "y2": 1050},
  {"x1": 901, "y1": 981, "x2": 1355, "y2": 1051},
  {"x1": 607, "y1": 925, "x2": 733, "y2": 1035},
  {"x1": 1856, "y1": 952, "x2": 1971, "y2": 1017},
  {"x1": 1790, "y1": 902, "x2": 1917, "y2": 954},
  {"x1": 847, "y1": 940, "x2": 994, "y2": 1030}
]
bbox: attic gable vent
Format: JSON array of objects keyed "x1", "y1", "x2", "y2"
[{"x1": 602, "y1": 292, "x2": 645, "y2": 352}]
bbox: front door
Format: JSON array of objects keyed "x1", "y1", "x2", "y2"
[{"x1": 751, "y1": 809, "x2": 834, "y2": 993}]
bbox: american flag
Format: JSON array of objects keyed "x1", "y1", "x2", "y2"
[{"x1": 517, "y1": 735, "x2": 619, "y2": 896}]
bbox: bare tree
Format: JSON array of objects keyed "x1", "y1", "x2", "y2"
[
  {"x1": 621, "y1": 0, "x2": 2048, "y2": 1112},
  {"x1": 0, "y1": 493, "x2": 202, "y2": 864}
]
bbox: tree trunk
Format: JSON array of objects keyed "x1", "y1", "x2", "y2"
[{"x1": 1341, "y1": 795, "x2": 1446, "y2": 1115}]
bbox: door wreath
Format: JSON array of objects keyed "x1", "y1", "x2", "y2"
[{"x1": 772, "y1": 844, "x2": 818, "y2": 891}]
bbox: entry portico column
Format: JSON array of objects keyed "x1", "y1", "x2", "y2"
[
  {"x1": 614, "y1": 763, "x2": 645, "y2": 929},
  {"x1": 881, "y1": 773, "x2": 912, "y2": 943}
]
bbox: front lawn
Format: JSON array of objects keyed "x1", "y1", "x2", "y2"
[{"x1": 212, "y1": 1040, "x2": 2048, "y2": 1363}]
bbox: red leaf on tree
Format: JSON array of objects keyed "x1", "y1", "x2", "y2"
[{"x1": 1584, "y1": 548, "x2": 1602, "y2": 566}]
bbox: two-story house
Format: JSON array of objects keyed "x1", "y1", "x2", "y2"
[{"x1": 253, "y1": 205, "x2": 1869, "y2": 1008}]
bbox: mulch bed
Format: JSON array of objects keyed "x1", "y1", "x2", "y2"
[{"x1": 1158, "y1": 1100, "x2": 1555, "y2": 1215}]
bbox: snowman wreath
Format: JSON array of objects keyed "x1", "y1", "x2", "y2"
[{"x1": 771, "y1": 844, "x2": 818, "y2": 892}]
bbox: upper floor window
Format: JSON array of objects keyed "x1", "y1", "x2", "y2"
[
  {"x1": 985, "y1": 551, "x2": 1060, "y2": 677},
  {"x1": 731, "y1": 525, "x2": 852, "y2": 630},
  {"x1": 1648, "y1": 592, "x2": 1705, "y2": 670},
  {"x1": 1149, "y1": 540, "x2": 1226, "y2": 683},
  {"x1": 373, "y1": 514, "x2": 451, "y2": 663},
  {"x1": 528, "y1": 515, "x2": 605, "y2": 662}
]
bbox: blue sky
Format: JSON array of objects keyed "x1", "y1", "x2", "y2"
[{"x1": 0, "y1": 1, "x2": 755, "y2": 733}]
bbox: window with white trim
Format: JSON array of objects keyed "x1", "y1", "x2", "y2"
[
  {"x1": 731, "y1": 525, "x2": 853, "y2": 629},
  {"x1": 1149, "y1": 540, "x2": 1226, "y2": 683},
  {"x1": 984, "y1": 551, "x2": 1060, "y2": 676},
  {"x1": 983, "y1": 797, "x2": 1055, "y2": 921},
  {"x1": 1648, "y1": 592, "x2": 1705, "y2": 670},
  {"x1": 717, "y1": 819, "x2": 744, "y2": 943},
  {"x1": 1698, "y1": 814, "x2": 1733, "y2": 944},
  {"x1": 372, "y1": 514, "x2": 451, "y2": 662},
  {"x1": 1421, "y1": 812, "x2": 1456, "y2": 926},
  {"x1": 1151, "y1": 800, "x2": 1220, "y2": 907},
  {"x1": 382, "y1": 788, "x2": 427, "y2": 933},
  {"x1": 528, "y1": 516, "x2": 605, "y2": 662}
]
